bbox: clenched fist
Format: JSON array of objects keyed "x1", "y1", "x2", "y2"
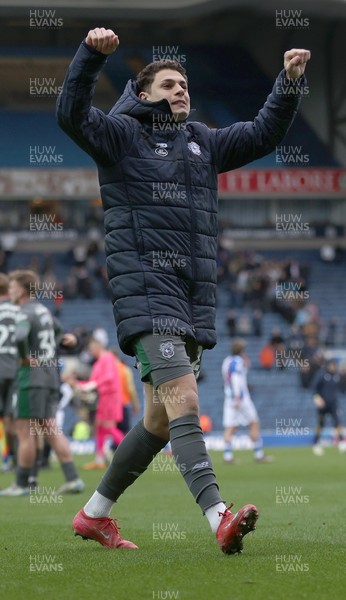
[
  {"x1": 85, "y1": 28, "x2": 119, "y2": 55},
  {"x1": 284, "y1": 48, "x2": 311, "y2": 80},
  {"x1": 61, "y1": 333, "x2": 78, "y2": 348}
]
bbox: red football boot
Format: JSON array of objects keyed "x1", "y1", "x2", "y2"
[
  {"x1": 216, "y1": 503, "x2": 259, "y2": 554},
  {"x1": 73, "y1": 508, "x2": 138, "y2": 549}
]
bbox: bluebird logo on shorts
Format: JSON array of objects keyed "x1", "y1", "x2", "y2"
[{"x1": 160, "y1": 341, "x2": 175, "y2": 359}]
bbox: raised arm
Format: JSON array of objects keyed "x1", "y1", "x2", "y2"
[
  {"x1": 56, "y1": 28, "x2": 130, "y2": 165},
  {"x1": 214, "y1": 48, "x2": 311, "y2": 173}
]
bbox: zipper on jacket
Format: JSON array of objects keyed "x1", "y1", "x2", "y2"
[
  {"x1": 132, "y1": 209, "x2": 144, "y2": 254},
  {"x1": 180, "y1": 133, "x2": 196, "y2": 334}
]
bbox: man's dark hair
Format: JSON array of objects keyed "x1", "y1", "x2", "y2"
[{"x1": 136, "y1": 60, "x2": 187, "y2": 94}]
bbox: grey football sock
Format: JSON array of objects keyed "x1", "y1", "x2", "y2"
[
  {"x1": 16, "y1": 466, "x2": 31, "y2": 488},
  {"x1": 169, "y1": 414, "x2": 222, "y2": 512},
  {"x1": 61, "y1": 461, "x2": 78, "y2": 482},
  {"x1": 29, "y1": 447, "x2": 44, "y2": 481},
  {"x1": 97, "y1": 419, "x2": 167, "y2": 501}
]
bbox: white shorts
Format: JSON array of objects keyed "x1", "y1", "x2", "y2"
[{"x1": 223, "y1": 396, "x2": 259, "y2": 428}]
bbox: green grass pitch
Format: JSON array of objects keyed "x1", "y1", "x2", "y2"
[{"x1": 0, "y1": 447, "x2": 345, "y2": 600}]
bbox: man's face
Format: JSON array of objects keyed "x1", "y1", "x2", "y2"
[
  {"x1": 140, "y1": 68, "x2": 190, "y2": 122},
  {"x1": 88, "y1": 340, "x2": 102, "y2": 359},
  {"x1": 8, "y1": 279, "x2": 25, "y2": 305}
]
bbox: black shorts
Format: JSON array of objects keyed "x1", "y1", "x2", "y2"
[
  {"x1": 318, "y1": 404, "x2": 340, "y2": 428},
  {"x1": 133, "y1": 334, "x2": 203, "y2": 389},
  {"x1": 15, "y1": 387, "x2": 59, "y2": 420},
  {"x1": 0, "y1": 378, "x2": 17, "y2": 417}
]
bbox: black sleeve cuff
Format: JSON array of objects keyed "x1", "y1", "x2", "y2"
[
  {"x1": 279, "y1": 68, "x2": 308, "y2": 93},
  {"x1": 82, "y1": 39, "x2": 109, "y2": 59}
]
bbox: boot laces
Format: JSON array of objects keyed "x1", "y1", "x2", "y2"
[
  {"x1": 101, "y1": 517, "x2": 120, "y2": 534},
  {"x1": 218, "y1": 502, "x2": 234, "y2": 518}
]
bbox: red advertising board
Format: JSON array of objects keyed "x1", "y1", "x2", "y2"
[
  {"x1": 0, "y1": 168, "x2": 345, "y2": 199},
  {"x1": 218, "y1": 168, "x2": 346, "y2": 197}
]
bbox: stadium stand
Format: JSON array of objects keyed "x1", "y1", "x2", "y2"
[
  {"x1": 3, "y1": 248, "x2": 345, "y2": 433},
  {"x1": 0, "y1": 46, "x2": 338, "y2": 168}
]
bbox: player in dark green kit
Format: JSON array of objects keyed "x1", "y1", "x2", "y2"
[
  {"x1": 0, "y1": 270, "x2": 84, "y2": 496},
  {"x1": 0, "y1": 273, "x2": 19, "y2": 470}
]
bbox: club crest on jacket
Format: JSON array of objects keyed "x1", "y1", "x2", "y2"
[{"x1": 187, "y1": 141, "x2": 201, "y2": 155}]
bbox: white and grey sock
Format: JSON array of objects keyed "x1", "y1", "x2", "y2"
[
  {"x1": 205, "y1": 502, "x2": 227, "y2": 533},
  {"x1": 84, "y1": 490, "x2": 114, "y2": 518},
  {"x1": 253, "y1": 438, "x2": 264, "y2": 459}
]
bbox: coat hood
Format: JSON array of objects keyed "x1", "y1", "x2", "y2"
[{"x1": 108, "y1": 79, "x2": 184, "y2": 122}]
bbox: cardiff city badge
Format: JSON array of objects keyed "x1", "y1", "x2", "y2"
[
  {"x1": 187, "y1": 141, "x2": 201, "y2": 156},
  {"x1": 159, "y1": 341, "x2": 175, "y2": 359}
]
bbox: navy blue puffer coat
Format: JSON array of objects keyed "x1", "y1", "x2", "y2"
[{"x1": 57, "y1": 42, "x2": 304, "y2": 356}]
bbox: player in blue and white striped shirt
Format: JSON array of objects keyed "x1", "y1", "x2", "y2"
[{"x1": 222, "y1": 338, "x2": 272, "y2": 464}]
